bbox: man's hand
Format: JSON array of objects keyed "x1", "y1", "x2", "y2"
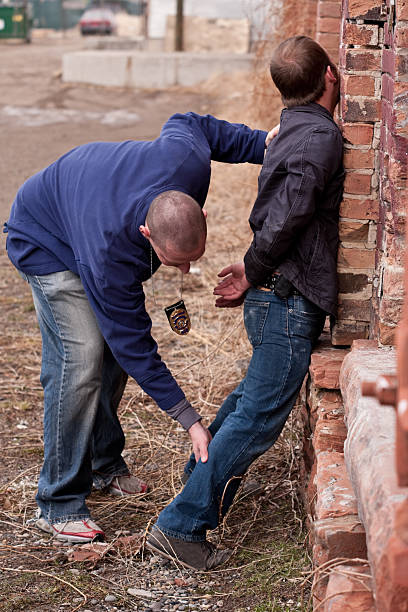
[
  {"x1": 265, "y1": 123, "x2": 280, "y2": 147},
  {"x1": 188, "y1": 421, "x2": 212, "y2": 463},
  {"x1": 213, "y1": 262, "x2": 251, "y2": 308}
]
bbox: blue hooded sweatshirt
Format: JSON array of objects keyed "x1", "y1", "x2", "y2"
[{"x1": 5, "y1": 112, "x2": 266, "y2": 419}]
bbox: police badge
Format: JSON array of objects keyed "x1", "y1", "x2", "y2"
[
  {"x1": 164, "y1": 300, "x2": 191, "y2": 335},
  {"x1": 150, "y1": 245, "x2": 191, "y2": 335}
]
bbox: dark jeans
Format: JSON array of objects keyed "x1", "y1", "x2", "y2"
[{"x1": 155, "y1": 288, "x2": 326, "y2": 542}]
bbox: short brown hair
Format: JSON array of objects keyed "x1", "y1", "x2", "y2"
[
  {"x1": 270, "y1": 36, "x2": 335, "y2": 108},
  {"x1": 146, "y1": 191, "x2": 206, "y2": 255}
]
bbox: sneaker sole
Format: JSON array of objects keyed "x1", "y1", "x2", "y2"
[
  {"x1": 145, "y1": 538, "x2": 200, "y2": 571},
  {"x1": 35, "y1": 518, "x2": 104, "y2": 543}
]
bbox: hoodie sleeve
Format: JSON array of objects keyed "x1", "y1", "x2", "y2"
[
  {"x1": 161, "y1": 112, "x2": 267, "y2": 165},
  {"x1": 77, "y1": 247, "x2": 201, "y2": 430}
]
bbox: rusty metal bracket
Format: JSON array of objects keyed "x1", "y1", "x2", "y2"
[{"x1": 362, "y1": 371, "x2": 408, "y2": 486}]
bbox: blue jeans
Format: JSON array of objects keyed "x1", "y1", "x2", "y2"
[
  {"x1": 155, "y1": 288, "x2": 326, "y2": 542},
  {"x1": 20, "y1": 270, "x2": 129, "y2": 522}
]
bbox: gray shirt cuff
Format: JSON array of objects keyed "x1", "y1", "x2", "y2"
[{"x1": 167, "y1": 398, "x2": 202, "y2": 430}]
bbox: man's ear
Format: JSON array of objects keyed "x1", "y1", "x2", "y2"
[
  {"x1": 327, "y1": 65, "x2": 338, "y2": 83},
  {"x1": 139, "y1": 224, "x2": 151, "y2": 239},
  {"x1": 202, "y1": 208, "x2": 208, "y2": 219}
]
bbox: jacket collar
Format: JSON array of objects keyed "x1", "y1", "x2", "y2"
[{"x1": 283, "y1": 102, "x2": 335, "y2": 123}]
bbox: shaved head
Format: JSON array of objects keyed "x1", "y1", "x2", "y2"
[{"x1": 146, "y1": 191, "x2": 207, "y2": 256}]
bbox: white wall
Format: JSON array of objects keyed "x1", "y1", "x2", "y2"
[{"x1": 147, "y1": 0, "x2": 270, "y2": 40}]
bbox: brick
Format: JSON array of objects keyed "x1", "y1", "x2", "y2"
[
  {"x1": 384, "y1": 21, "x2": 394, "y2": 47},
  {"x1": 331, "y1": 320, "x2": 369, "y2": 345},
  {"x1": 379, "y1": 321, "x2": 397, "y2": 345},
  {"x1": 338, "y1": 246, "x2": 375, "y2": 268},
  {"x1": 315, "y1": 451, "x2": 359, "y2": 520},
  {"x1": 307, "y1": 457, "x2": 318, "y2": 516},
  {"x1": 337, "y1": 298, "x2": 371, "y2": 321},
  {"x1": 318, "y1": 1, "x2": 341, "y2": 17},
  {"x1": 379, "y1": 298, "x2": 404, "y2": 325},
  {"x1": 348, "y1": 0, "x2": 385, "y2": 20},
  {"x1": 385, "y1": 234, "x2": 406, "y2": 267},
  {"x1": 344, "y1": 98, "x2": 382, "y2": 123},
  {"x1": 382, "y1": 73, "x2": 395, "y2": 104},
  {"x1": 340, "y1": 197, "x2": 379, "y2": 220},
  {"x1": 396, "y1": 25, "x2": 408, "y2": 49},
  {"x1": 312, "y1": 564, "x2": 329, "y2": 609},
  {"x1": 317, "y1": 31, "x2": 340, "y2": 52},
  {"x1": 339, "y1": 219, "x2": 370, "y2": 243},
  {"x1": 308, "y1": 388, "x2": 344, "y2": 431},
  {"x1": 382, "y1": 267, "x2": 405, "y2": 299},
  {"x1": 317, "y1": 16, "x2": 341, "y2": 34},
  {"x1": 309, "y1": 348, "x2": 349, "y2": 389},
  {"x1": 345, "y1": 49, "x2": 382, "y2": 72},
  {"x1": 314, "y1": 516, "x2": 368, "y2": 561},
  {"x1": 397, "y1": 53, "x2": 408, "y2": 83},
  {"x1": 344, "y1": 22, "x2": 379, "y2": 46},
  {"x1": 399, "y1": 0, "x2": 408, "y2": 20},
  {"x1": 314, "y1": 415, "x2": 347, "y2": 454},
  {"x1": 344, "y1": 148, "x2": 375, "y2": 169},
  {"x1": 323, "y1": 564, "x2": 375, "y2": 611},
  {"x1": 342, "y1": 122, "x2": 373, "y2": 146},
  {"x1": 389, "y1": 158, "x2": 408, "y2": 187},
  {"x1": 338, "y1": 272, "x2": 370, "y2": 294},
  {"x1": 382, "y1": 99, "x2": 397, "y2": 133},
  {"x1": 392, "y1": 133, "x2": 408, "y2": 164},
  {"x1": 344, "y1": 74, "x2": 375, "y2": 97},
  {"x1": 344, "y1": 171, "x2": 372, "y2": 195},
  {"x1": 389, "y1": 185, "x2": 407, "y2": 219},
  {"x1": 383, "y1": 48, "x2": 396, "y2": 77}
]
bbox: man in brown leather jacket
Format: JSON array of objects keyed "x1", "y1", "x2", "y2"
[{"x1": 147, "y1": 35, "x2": 344, "y2": 571}]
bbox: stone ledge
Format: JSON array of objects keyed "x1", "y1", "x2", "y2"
[{"x1": 340, "y1": 342, "x2": 408, "y2": 611}]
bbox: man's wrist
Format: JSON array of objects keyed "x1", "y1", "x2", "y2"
[{"x1": 167, "y1": 397, "x2": 202, "y2": 430}]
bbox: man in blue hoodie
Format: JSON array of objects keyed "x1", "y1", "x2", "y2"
[{"x1": 5, "y1": 112, "x2": 268, "y2": 544}]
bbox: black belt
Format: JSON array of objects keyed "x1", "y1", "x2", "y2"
[{"x1": 258, "y1": 274, "x2": 301, "y2": 296}]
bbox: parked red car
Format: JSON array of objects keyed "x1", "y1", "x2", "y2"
[{"x1": 79, "y1": 7, "x2": 117, "y2": 35}]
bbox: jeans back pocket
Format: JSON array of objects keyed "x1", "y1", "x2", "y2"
[{"x1": 244, "y1": 299, "x2": 270, "y2": 347}]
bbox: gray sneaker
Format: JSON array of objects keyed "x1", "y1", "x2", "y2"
[{"x1": 146, "y1": 527, "x2": 231, "y2": 571}]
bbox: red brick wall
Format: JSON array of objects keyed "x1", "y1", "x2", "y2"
[
  {"x1": 376, "y1": 0, "x2": 408, "y2": 344},
  {"x1": 333, "y1": 0, "x2": 408, "y2": 346}
]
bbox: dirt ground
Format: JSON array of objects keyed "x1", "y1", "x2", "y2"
[{"x1": 0, "y1": 35, "x2": 312, "y2": 612}]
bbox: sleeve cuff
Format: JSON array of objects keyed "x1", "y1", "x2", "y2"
[
  {"x1": 166, "y1": 398, "x2": 202, "y2": 431},
  {"x1": 244, "y1": 246, "x2": 276, "y2": 286},
  {"x1": 255, "y1": 130, "x2": 268, "y2": 163}
]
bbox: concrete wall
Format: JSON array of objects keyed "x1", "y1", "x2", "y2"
[{"x1": 62, "y1": 51, "x2": 256, "y2": 88}]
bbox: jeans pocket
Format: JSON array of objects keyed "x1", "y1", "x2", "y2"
[{"x1": 244, "y1": 299, "x2": 270, "y2": 347}]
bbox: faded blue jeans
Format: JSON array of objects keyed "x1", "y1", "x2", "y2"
[
  {"x1": 155, "y1": 287, "x2": 326, "y2": 542},
  {"x1": 20, "y1": 270, "x2": 129, "y2": 522}
]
